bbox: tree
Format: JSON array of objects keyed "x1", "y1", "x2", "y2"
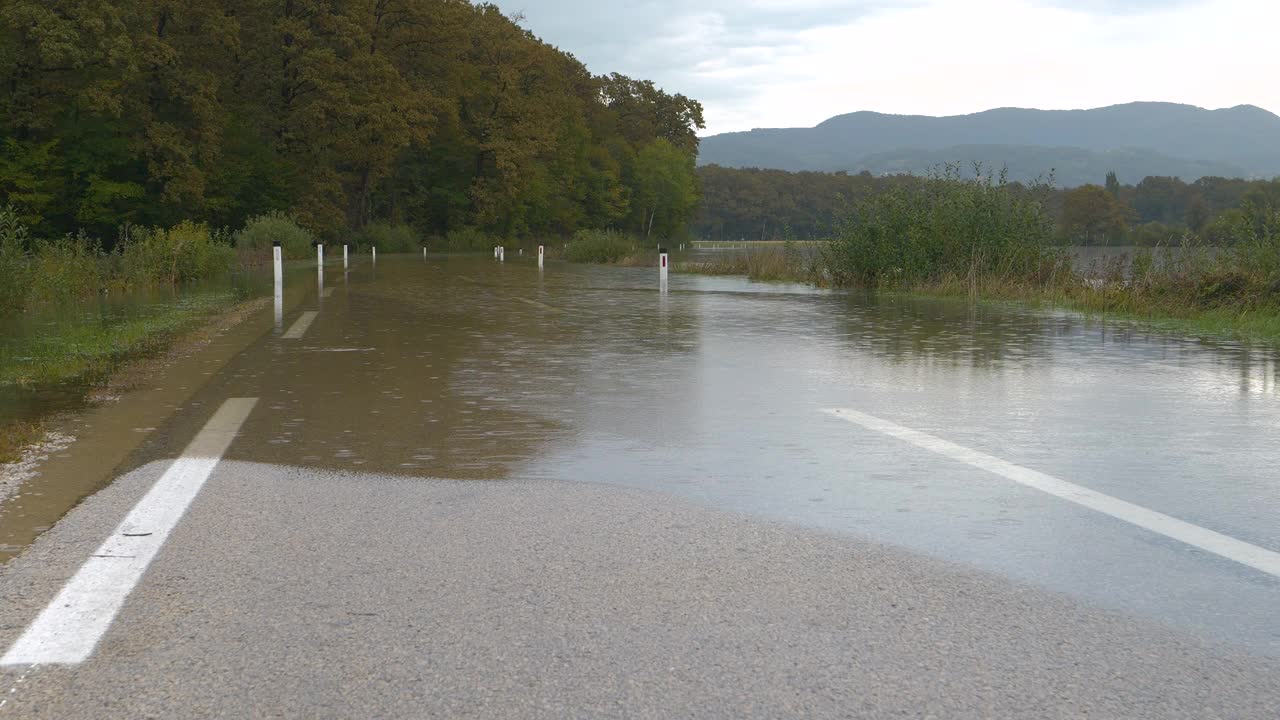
[
  {"x1": 631, "y1": 138, "x2": 698, "y2": 239},
  {"x1": 1105, "y1": 171, "x2": 1120, "y2": 199},
  {"x1": 1062, "y1": 184, "x2": 1131, "y2": 245}
]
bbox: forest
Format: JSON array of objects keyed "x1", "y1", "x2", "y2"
[
  {"x1": 0, "y1": 0, "x2": 704, "y2": 247},
  {"x1": 694, "y1": 165, "x2": 1280, "y2": 247}
]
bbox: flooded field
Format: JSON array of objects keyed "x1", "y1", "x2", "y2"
[
  {"x1": 3, "y1": 254, "x2": 1279, "y2": 653},
  {"x1": 689, "y1": 241, "x2": 1222, "y2": 276}
]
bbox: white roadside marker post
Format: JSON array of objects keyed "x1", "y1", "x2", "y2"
[
  {"x1": 659, "y1": 246, "x2": 669, "y2": 292},
  {"x1": 423, "y1": 246, "x2": 428, "y2": 260},
  {"x1": 372, "y1": 246, "x2": 377, "y2": 263},
  {"x1": 316, "y1": 242, "x2": 325, "y2": 299},
  {"x1": 538, "y1": 244, "x2": 545, "y2": 269},
  {"x1": 499, "y1": 246, "x2": 505, "y2": 262},
  {"x1": 273, "y1": 240, "x2": 283, "y2": 333},
  {"x1": 343, "y1": 243, "x2": 349, "y2": 269}
]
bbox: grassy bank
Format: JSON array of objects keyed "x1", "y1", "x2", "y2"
[{"x1": 0, "y1": 206, "x2": 306, "y2": 463}]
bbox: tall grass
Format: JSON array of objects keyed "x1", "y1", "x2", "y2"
[
  {"x1": 120, "y1": 221, "x2": 236, "y2": 285},
  {"x1": 681, "y1": 242, "x2": 827, "y2": 284},
  {"x1": 828, "y1": 165, "x2": 1061, "y2": 290},
  {"x1": 27, "y1": 232, "x2": 104, "y2": 305},
  {"x1": 1, "y1": 208, "x2": 33, "y2": 309},
  {"x1": 0, "y1": 207, "x2": 241, "y2": 314}
]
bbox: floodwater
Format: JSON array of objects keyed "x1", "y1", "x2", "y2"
[{"x1": 4, "y1": 253, "x2": 1280, "y2": 654}]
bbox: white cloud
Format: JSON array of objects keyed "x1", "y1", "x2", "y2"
[{"x1": 494, "y1": 0, "x2": 1280, "y2": 135}]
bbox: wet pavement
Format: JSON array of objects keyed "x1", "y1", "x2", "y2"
[{"x1": 1, "y1": 253, "x2": 1279, "y2": 715}]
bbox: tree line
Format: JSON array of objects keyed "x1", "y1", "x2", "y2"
[
  {"x1": 694, "y1": 165, "x2": 1280, "y2": 246},
  {"x1": 0, "y1": 0, "x2": 704, "y2": 248}
]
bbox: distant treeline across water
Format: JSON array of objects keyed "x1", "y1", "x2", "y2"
[{"x1": 694, "y1": 165, "x2": 1280, "y2": 247}]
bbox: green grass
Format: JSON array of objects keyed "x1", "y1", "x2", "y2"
[{"x1": 0, "y1": 291, "x2": 235, "y2": 388}]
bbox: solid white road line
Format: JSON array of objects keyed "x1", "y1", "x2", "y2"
[
  {"x1": 822, "y1": 407, "x2": 1280, "y2": 579},
  {"x1": 281, "y1": 311, "x2": 318, "y2": 339},
  {"x1": 1, "y1": 398, "x2": 258, "y2": 666}
]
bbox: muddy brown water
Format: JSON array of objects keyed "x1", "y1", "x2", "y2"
[{"x1": 2, "y1": 253, "x2": 1279, "y2": 653}]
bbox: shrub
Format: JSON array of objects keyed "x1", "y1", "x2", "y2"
[
  {"x1": 121, "y1": 221, "x2": 236, "y2": 285},
  {"x1": 564, "y1": 229, "x2": 638, "y2": 263},
  {"x1": 234, "y1": 212, "x2": 315, "y2": 260},
  {"x1": 27, "y1": 232, "x2": 102, "y2": 305},
  {"x1": 357, "y1": 221, "x2": 417, "y2": 253},
  {"x1": 0, "y1": 206, "x2": 32, "y2": 312},
  {"x1": 443, "y1": 226, "x2": 495, "y2": 252}
]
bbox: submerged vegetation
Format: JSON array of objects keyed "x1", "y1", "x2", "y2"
[
  {"x1": 685, "y1": 168, "x2": 1280, "y2": 343},
  {"x1": 0, "y1": 291, "x2": 237, "y2": 389}
]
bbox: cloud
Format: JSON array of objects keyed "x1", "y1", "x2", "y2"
[{"x1": 493, "y1": 0, "x2": 1280, "y2": 135}]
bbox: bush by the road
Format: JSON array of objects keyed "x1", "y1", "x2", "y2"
[
  {"x1": 234, "y1": 212, "x2": 315, "y2": 260},
  {"x1": 443, "y1": 226, "x2": 496, "y2": 252},
  {"x1": 358, "y1": 222, "x2": 417, "y2": 253},
  {"x1": 565, "y1": 229, "x2": 638, "y2": 263}
]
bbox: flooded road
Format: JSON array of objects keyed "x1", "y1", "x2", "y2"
[{"x1": 2, "y1": 253, "x2": 1279, "y2": 716}]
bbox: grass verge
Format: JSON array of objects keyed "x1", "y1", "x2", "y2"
[{"x1": 0, "y1": 291, "x2": 237, "y2": 389}]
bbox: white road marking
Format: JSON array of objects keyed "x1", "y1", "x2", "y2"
[
  {"x1": 1, "y1": 398, "x2": 258, "y2": 666},
  {"x1": 822, "y1": 407, "x2": 1280, "y2": 579},
  {"x1": 514, "y1": 297, "x2": 562, "y2": 313},
  {"x1": 281, "y1": 311, "x2": 318, "y2": 339}
]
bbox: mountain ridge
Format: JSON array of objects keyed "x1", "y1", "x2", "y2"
[{"x1": 698, "y1": 102, "x2": 1280, "y2": 186}]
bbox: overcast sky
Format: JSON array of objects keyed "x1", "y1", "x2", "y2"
[{"x1": 490, "y1": 0, "x2": 1279, "y2": 136}]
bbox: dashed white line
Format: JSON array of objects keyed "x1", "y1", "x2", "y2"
[
  {"x1": 822, "y1": 407, "x2": 1280, "y2": 579},
  {"x1": 281, "y1": 311, "x2": 318, "y2": 339},
  {"x1": 514, "y1": 297, "x2": 562, "y2": 313},
  {"x1": 1, "y1": 398, "x2": 258, "y2": 666}
]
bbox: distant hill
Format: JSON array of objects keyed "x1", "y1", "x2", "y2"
[{"x1": 697, "y1": 102, "x2": 1280, "y2": 186}]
